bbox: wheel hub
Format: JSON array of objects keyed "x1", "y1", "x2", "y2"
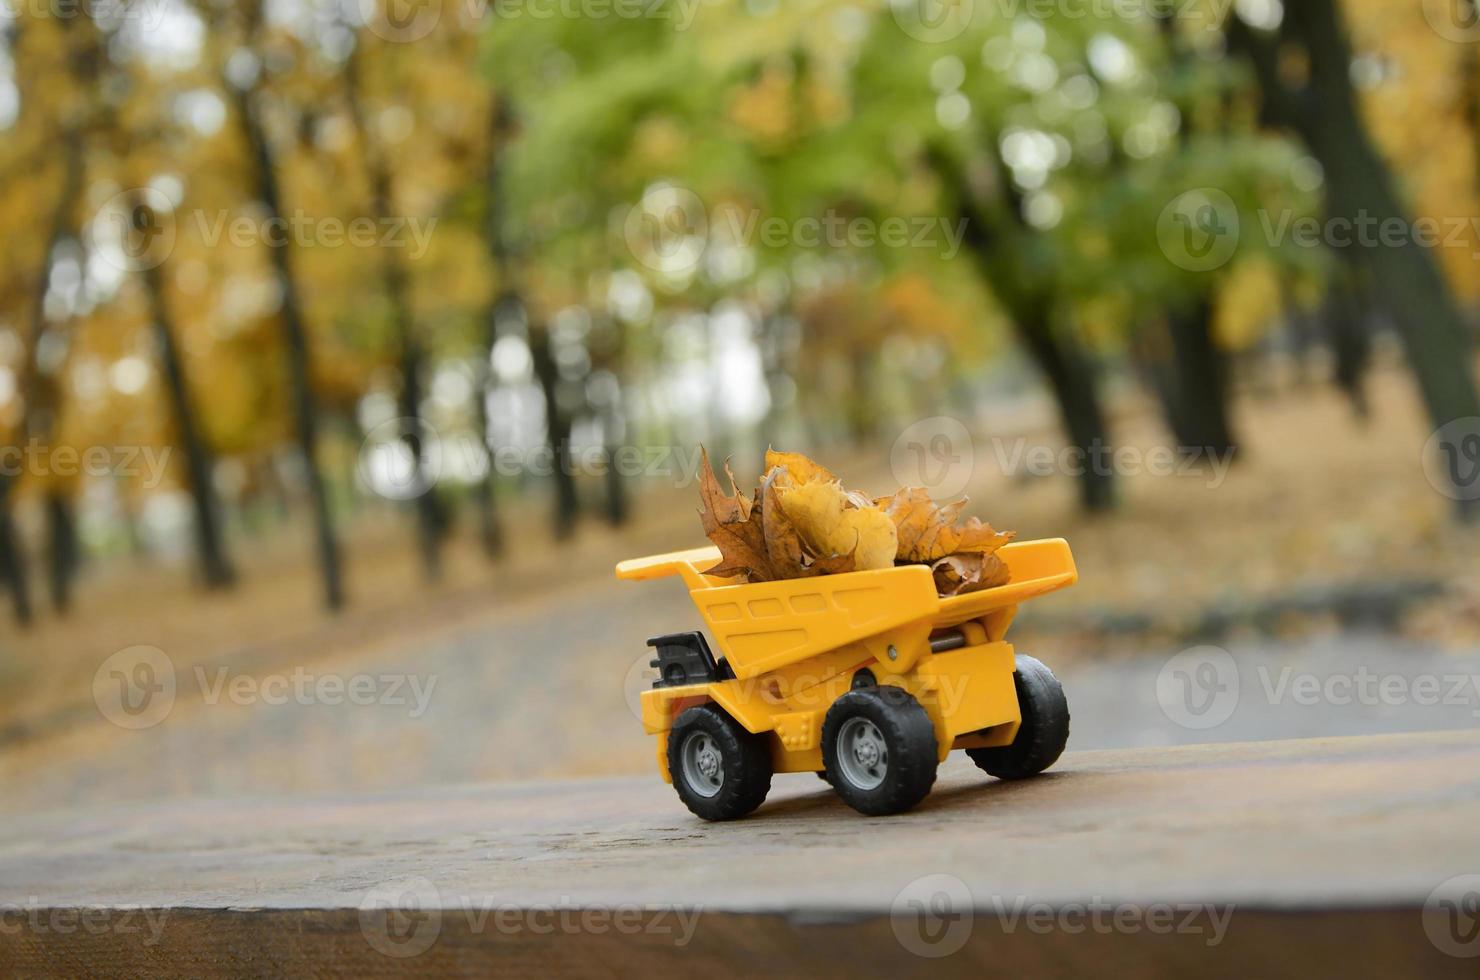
[
  {"x1": 680, "y1": 731, "x2": 725, "y2": 798},
  {"x1": 696, "y1": 748, "x2": 719, "y2": 779},
  {"x1": 835, "y1": 717, "x2": 888, "y2": 791}
]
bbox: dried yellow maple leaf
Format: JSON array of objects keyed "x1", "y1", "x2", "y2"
[
  {"x1": 699, "y1": 451, "x2": 861, "y2": 581},
  {"x1": 931, "y1": 552, "x2": 1011, "y2": 597},
  {"x1": 697, "y1": 449, "x2": 773, "y2": 581},
  {"x1": 696, "y1": 448, "x2": 1013, "y2": 594},
  {"x1": 759, "y1": 468, "x2": 818, "y2": 579},
  {"x1": 764, "y1": 448, "x2": 837, "y2": 486},
  {"x1": 876, "y1": 487, "x2": 1014, "y2": 563},
  {"x1": 778, "y1": 479, "x2": 897, "y2": 572}
]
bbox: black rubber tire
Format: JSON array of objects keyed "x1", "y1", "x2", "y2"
[
  {"x1": 821, "y1": 686, "x2": 939, "y2": 816},
  {"x1": 967, "y1": 655, "x2": 1069, "y2": 780},
  {"x1": 667, "y1": 704, "x2": 773, "y2": 821}
]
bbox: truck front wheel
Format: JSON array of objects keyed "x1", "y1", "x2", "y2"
[
  {"x1": 822, "y1": 686, "x2": 939, "y2": 816},
  {"x1": 967, "y1": 655, "x2": 1069, "y2": 780},
  {"x1": 667, "y1": 704, "x2": 772, "y2": 821}
]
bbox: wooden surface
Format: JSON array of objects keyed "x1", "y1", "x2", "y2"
[{"x1": 3, "y1": 730, "x2": 1478, "y2": 977}]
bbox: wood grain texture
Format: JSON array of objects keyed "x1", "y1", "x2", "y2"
[{"x1": 2, "y1": 730, "x2": 1478, "y2": 977}]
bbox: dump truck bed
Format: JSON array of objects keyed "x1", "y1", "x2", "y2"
[{"x1": 616, "y1": 538, "x2": 1077, "y2": 680}]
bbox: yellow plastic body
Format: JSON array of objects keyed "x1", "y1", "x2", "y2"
[{"x1": 616, "y1": 538, "x2": 1077, "y2": 781}]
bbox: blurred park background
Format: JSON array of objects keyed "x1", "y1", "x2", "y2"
[{"x1": 2, "y1": 0, "x2": 1480, "y2": 814}]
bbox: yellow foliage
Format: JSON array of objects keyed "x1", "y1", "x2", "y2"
[
  {"x1": 1215, "y1": 258, "x2": 1284, "y2": 352},
  {"x1": 777, "y1": 479, "x2": 898, "y2": 572}
]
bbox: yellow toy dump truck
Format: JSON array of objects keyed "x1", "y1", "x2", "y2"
[{"x1": 616, "y1": 537, "x2": 1077, "y2": 819}]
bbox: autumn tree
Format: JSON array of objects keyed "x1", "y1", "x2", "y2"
[{"x1": 1229, "y1": 0, "x2": 1480, "y2": 518}]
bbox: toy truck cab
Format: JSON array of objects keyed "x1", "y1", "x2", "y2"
[{"x1": 616, "y1": 538, "x2": 1077, "y2": 819}]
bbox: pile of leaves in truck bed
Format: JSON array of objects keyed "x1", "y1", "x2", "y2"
[{"x1": 697, "y1": 448, "x2": 1013, "y2": 597}]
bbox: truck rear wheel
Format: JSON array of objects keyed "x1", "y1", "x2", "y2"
[
  {"x1": 822, "y1": 686, "x2": 938, "y2": 816},
  {"x1": 967, "y1": 655, "x2": 1069, "y2": 780},
  {"x1": 667, "y1": 704, "x2": 772, "y2": 821}
]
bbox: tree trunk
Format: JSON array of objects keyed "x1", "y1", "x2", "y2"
[
  {"x1": 1132, "y1": 321, "x2": 1183, "y2": 437},
  {"x1": 0, "y1": 486, "x2": 32, "y2": 626},
  {"x1": 602, "y1": 454, "x2": 628, "y2": 526},
  {"x1": 946, "y1": 170, "x2": 1117, "y2": 512},
  {"x1": 139, "y1": 249, "x2": 235, "y2": 589},
  {"x1": 344, "y1": 40, "x2": 443, "y2": 581},
  {"x1": 1014, "y1": 308, "x2": 1116, "y2": 513},
  {"x1": 472, "y1": 301, "x2": 506, "y2": 559},
  {"x1": 600, "y1": 402, "x2": 629, "y2": 527},
  {"x1": 44, "y1": 491, "x2": 77, "y2": 613},
  {"x1": 930, "y1": 138, "x2": 1117, "y2": 512},
  {"x1": 1155, "y1": 9, "x2": 1239, "y2": 461},
  {"x1": 5, "y1": 36, "x2": 91, "y2": 620},
  {"x1": 395, "y1": 308, "x2": 444, "y2": 580},
  {"x1": 1165, "y1": 295, "x2": 1237, "y2": 458},
  {"x1": 228, "y1": 80, "x2": 345, "y2": 608},
  {"x1": 1321, "y1": 269, "x2": 1372, "y2": 419},
  {"x1": 530, "y1": 326, "x2": 579, "y2": 540},
  {"x1": 472, "y1": 95, "x2": 518, "y2": 561},
  {"x1": 1230, "y1": 0, "x2": 1480, "y2": 519}
]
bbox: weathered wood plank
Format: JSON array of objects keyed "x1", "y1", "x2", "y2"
[{"x1": 2, "y1": 731, "x2": 1477, "y2": 977}]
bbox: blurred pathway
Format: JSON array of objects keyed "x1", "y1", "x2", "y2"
[{"x1": 2, "y1": 557, "x2": 1477, "y2": 814}]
